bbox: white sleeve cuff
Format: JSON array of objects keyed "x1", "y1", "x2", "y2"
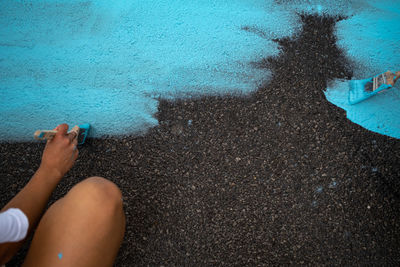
[{"x1": 0, "y1": 208, "x2": 29, "y2": 243}]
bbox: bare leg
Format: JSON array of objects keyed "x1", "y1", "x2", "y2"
[{"x1": 23, "y1": 177, "x2": 125, "y2": 267}]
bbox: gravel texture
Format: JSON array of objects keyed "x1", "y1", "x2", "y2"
[{"x1": 1, "y1": 14, "x2": 400, "y2": 266}]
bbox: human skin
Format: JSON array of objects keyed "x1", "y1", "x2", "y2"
[
  {"x1": 385, "y1": 70, "x2": 400, "y2": 86},
  {"x1": 0, "y1": 124, "x2": 125, "y2": 266},
  {"x1": 0, "y1": 124, "x2": 78, "y2": 264}
]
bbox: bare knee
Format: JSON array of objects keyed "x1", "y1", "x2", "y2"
[{"x1": 66, "y1": 176, "x2": 123, "y2": 215}]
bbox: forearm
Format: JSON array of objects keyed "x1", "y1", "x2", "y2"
[{"x1": 0, "y1": 167, "x2": 62, "y2": 264}]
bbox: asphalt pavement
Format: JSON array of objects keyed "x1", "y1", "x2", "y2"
[{"x1": 1, "y1": 14, "x2": 399, "y2": 266}]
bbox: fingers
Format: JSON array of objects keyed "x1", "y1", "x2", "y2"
[
  {"x1": 67, "y1": 131, "x2": 78, "y2": 143},
  {"x1": 46, "y1": 124, "x2": 66, "y2": 144},
  {"x1": 71, "y1": 138, "x2": 79, "y2": 160},
  {"x1": 52, "y1": 124, "x2": 79, "y2": 143},
  {"x1": 56, "y1": 124, "x2": 69, "y2": 137},
  {"x1": 72, "y1": 135, "x2": 78, "y2": 146},
  {"x1": 68, "y1": 125, "x2": 80, "y2": 143},
  {"x1": 72, "y1": 136, "x2": 78, "y2": 151}
]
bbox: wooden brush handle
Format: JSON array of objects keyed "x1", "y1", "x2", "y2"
[
  {"x1": 34, "y1": 126, "x2": 80, "y2": 141},
  {"x1": 34, "y1": 130, "x2": 58, "y2": 141}
]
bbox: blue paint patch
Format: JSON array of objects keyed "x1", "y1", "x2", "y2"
[
  {"x1": 325, "y1": 80, "x2": 400, "y2": 139},
  {"x1": 316, "y1": 186, "x2": 323, "y2": 193},
  {"x1": 188, "y1": 120, "x2": 193, "y2": 126},
  {"x1": 58, "y1": 253, "x2": 63, "y2": 259},
  {"x1": 371, "y1": 167, "x2": 378, "y2": 173},
  {"x1": 311, "y1": 200, "x2": 318, "y2": 207},
  {"x1": 0, "y1": 0, "x2": 300, "y2": 141},
  {"x1": 329, "y1": 181, "x2": 338, "y2": 188},
  {"x1": 323, "y1": 0, "x2": 400, "y2": 139},
  {"x1": 1, "y1": 0, "x2": 398, "y2": 140}
]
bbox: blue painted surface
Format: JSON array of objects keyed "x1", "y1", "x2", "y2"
[
  {"x1": 1, "y1": 0, "x2": 399, "y2": 140},
  {"x1": 0, "y1": 0, "x2": 299, "y2": 141},
  {"x1": 324, "y1": 0, "x2": 400, "y2": 139},
  {"x1": 325, "y1": 79, "x2": 400, "y2": 139}
]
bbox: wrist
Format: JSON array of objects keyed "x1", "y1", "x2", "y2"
[{"x1": 37, "y1": 165, "x2": 64, "y2": 181}]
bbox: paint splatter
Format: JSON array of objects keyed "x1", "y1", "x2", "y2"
[
  {"x1": 311, "y1": 200, "x2": 318, "y2": 207},
  {"x1": 329, "y1": 181, "x2": 338, "y2": 188},
  {"x1": 316, "y1": 186, "x2": 323, "y2": 193}
]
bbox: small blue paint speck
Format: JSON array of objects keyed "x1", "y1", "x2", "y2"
[
  {"x1": 329, "y1": 181, "x2": 338, "y2": 188},
  {"x1": 316, "y1": 186, "x2": 323, "y2": 193},
  {"x1": 277, "y1": 122, "x2": 281, "y2": 127},
  {"x1": 316, "y1": 4, "x2": 323, "y2": 14},
  {"x1": 311, "y1": 200, "x2": 318, "y2": 207},
  {"x1": 372, "y1": 167, "x2": 378, "y2": 173},
  {"x1": 188, "y1": 120, "x2": 192, "y2": 126},
  {"x1": 58, "y1": 253, "x2": 63, "y2": 259}
]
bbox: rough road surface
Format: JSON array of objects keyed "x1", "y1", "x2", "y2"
[{"x1": 1, "y1": 15, "x2": 399, "y2": 266}]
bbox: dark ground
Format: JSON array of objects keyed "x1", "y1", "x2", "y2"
[{"x1": 1, "y1": 14, "x2": 400, "y2": 266}]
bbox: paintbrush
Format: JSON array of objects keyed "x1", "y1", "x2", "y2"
[
  {"x1": 34, "y1": 123, "x2": 90, "y2": 145},
  {"x1": 348, "y1": 70, "x2": 400, "y2": 105}
]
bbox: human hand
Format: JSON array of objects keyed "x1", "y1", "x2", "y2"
[
  {"x1": 394, "y1": 71, "x2": 400, "y2": 84},
  {"x1": 39, "y1": 124, "x2": 79, "y2": 179}
]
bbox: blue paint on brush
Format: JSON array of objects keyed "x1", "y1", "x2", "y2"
[{"x1": 0, "y1": 0, "x2": 299, "y2": 141}]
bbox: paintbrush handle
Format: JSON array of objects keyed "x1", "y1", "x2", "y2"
[
  {"x1": 34, "y1": 126, "x2": 80, "y2": 141},
  {"x1": 34, "y1": 130, "x2": 58, "y2": 141}
]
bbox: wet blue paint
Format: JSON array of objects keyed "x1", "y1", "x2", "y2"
[
  {"x1": 0, "y1": 0, "x2": 299, "y2": 141},
  {"x1": 1, "y1": 0, "x2": 398, "y2": 140},
  {"x1": 58, "y1": 253, "x2": 62, "y2": 259},
  {"x1": 325, "y1": 80, "x2": 400, "y2": 139},
  {"x1": 324, "y1": 0, "x2": 400, "y2": 139}
]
